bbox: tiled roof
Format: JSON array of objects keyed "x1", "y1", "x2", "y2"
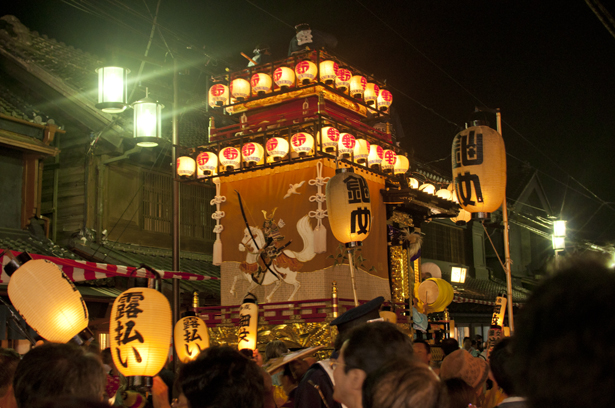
[{"x1": 443, "y1": 273, "x2": 530, "y2": 304}]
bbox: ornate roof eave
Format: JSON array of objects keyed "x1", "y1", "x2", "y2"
[{"x1": 381, "y1": 186, "x2": 460, "y2": 221}]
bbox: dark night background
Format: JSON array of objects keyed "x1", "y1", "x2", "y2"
[{"x1": 2, "y1": 0, "x2": 615, "y2": 246}]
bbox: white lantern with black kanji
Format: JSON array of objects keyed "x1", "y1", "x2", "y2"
[
  {"x1": 335, "y1": 68, "x2": 352, "y2": 92},
  {"x1": 295, "y1": 61, "x2": 317, "y2": 85},
  {"x1": 196, "y1": 151, "x2": 218, "y2": 177},
  {"x1": 319, "y1": 60, "x2": 339, "y2": 84},
  {"x1": 96, "y1": 66, "x2": 129, "y2": 113},
  {"x1": 230, "y1": 78, "x2": 251, "y2": 101},
  {"x1": 238, "y1": 295, "x2": 258, "y2": 351},
  {"x1": 291, "y1": 132, "x2": 314, "y2": 156},
  {"x1": 251, "y1": 73, "x2": 272, "y2": 96},
  {"x1": 274, "y1": 67, "x2": 295, "y2": 90},
  {"x1": 349, "y1": 75, "x2": 367, "y2": 99},
  {"x1": 174, "y1": 316, "x2": 210, "y2": 363},
  {"x1": 338, "y1": 133, "x2": 356, "y2": 158},
  {"x1": 219, "y1": 147, "x2": 241, "y2": 171},
  {"x1": 321, "y1": 126, "x2": 340, "y2": 152},
  {"x1": 242, "y1": 142, "x2": 265, "y2": 166},
  {"x1": 208, "y1": 84, "x2": 229, "y2": 108}
]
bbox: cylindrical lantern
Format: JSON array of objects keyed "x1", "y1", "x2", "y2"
[
  {"x1": 321, "y1": 126, "x2": 340, "y2": 152},
  {"x1": 393, "y1": 155, "x2": 409, "y2": 175},
  {"x1": 251, "y1": 73, "x2": 272, "y2": 96},
  {"x1": 367, "y1": 145, "x2": 384, "y2": 169},
  {"x1": 364, "y1": 83, "x2": 380, "y2": 106},
  {"x1": 238, "y1": 295, "x2": 258, "y2": 350},
  {"x1": 319, "y1": 60, "x2": 339, "y2": 84},
  {"x1": 174, "y1": 316, "x2": 210, "y2": 363},
  {"x1": 295, "y1": 61, "x2": 318, "y2": 85},
  {"x1": 4, "y1": 253, "x2": 90, "y2": 344},
  {"x1": 219, "y1": 147, "x2": 241, "y2": 171},
  {"x1": 96, "y1": 66, "x2": 129, "y2": 113},
  {"x1": 377, "y1": 89, "x2": 393, "y2": 112},
  {"x1": 274, "y1": 67, "x2": 295, "y2": 89},
  {"x1": 381, "y1": 149, "x2": 397, "y2": 171},
  {"x1": 230, "y1": 78, "x2": 251, "y2": 101},
  {"x1": 451, "y1": 208, "x2": 472, "y2": 225},
  {"x1": 110, "y1": 288, "x2": 172, "y2": 378},
  {"x1": 452, "y1": 125, "x2": 507, "y2": 215},
  {"x1": 349, "y1": 75, "x2": 367, "y2": 99},
  {"x1": 266, "y1": 137, "x2": 289, "y2": 161},
  {"x1": 196, "y1": 151, "x2": 218, "y2": 176},
  {"x1": 419, "y1": 183, "x2": 436, "y2": 195},
  {"x1": 338, "y1": 133, "x2": 356, "y2": 158},
  {"x1": 291, "y1": 132, "x2": 314, "y2": 156},
  {"x1": 353, "y1": 139, "x2": 370, "y2": 164},
  {"x1": 208, "y1": 84, "x2": 229, "y2": 108},
  {"x1": 335, "y1": 68, "x2": 352, "y2": 92},
  {"x1": 177, "y1": 156, "x2": 196, "y2": 178},
  {"x1": 325, "y1": 167, "x2": 372, "y2": 245},
  {"x1": 133, "y1": 97, "x2": 163, "y2": 148},
  {"x1": 242, "y1": 142, "x2": 264, "y2": 166}
]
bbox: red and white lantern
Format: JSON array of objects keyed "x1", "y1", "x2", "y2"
[
  {"x1": 354, "y1": 139, "x2": 370, "y2": 164},
  {"x1": 367, "y1": 144, "x2": 384, "y2": 168},
  {"x1": 208, "y1": 84, "x2": 229, "y2": 108},
  {"x1": 319, "y1": 60, "x2": 339, "y2": 84},
  {"x1": 230, "y1": 78, "x2": 250, "y2": 100},
  {"x1": 177, "y1": 156, "x2": 196, "y2": 177},
  {"x1": 251, "y1": 73, "x2": 272, "y2": 95},
  {"x1": 377, "y1": 89, "x2": 393, "y2": 112},
  {"x1": 364, "y1": 83, "x2": 380, "y2": 106},
  {"x1": 335, "y1": 68, "x2": 352, "y2": 92},
  {"x1": 219, "y1": 147, "x2": 241, "y2": 170},
  {"x1": 393, "y1": 155, "x2": 409, "y2": 175},
  {"x1": 295, "y1": 61, "x2": 317, "y2": 84},
  {"x1": 196, "y1": 151, "x2": 218, "y2": 176},
  {"x1": 349, "y1": 75, "x2": 367, "y2": 99},
  {"x1": 274, "y1": 67, "x2": 295, "y2": 89},
  {"x1": 291, "y1": 132, "x2": 314, "y2": 156},
  {"x1": 266, "y1": 137, "x2": 289, "y2": 161},
  {"x1": 381, "y1": 149, "x2": 397, "y2": 171},
  {"x1": 242, "y1": 142, "x2": 264, "y2": 166},
  {"x1": 338, "y1": 133, "x2": 356, "y2": 158},
  {"x1": 321, "y1": 126, "x2": 340, "y2": 152}
]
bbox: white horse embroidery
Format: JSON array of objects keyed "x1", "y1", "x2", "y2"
[{"x1": 230, "y1": 215, "x2": 315, "y2": 303}]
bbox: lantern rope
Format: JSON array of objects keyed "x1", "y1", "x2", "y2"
[
  {"x1": 211, "y1": 179, "x2": 226, "y2": 266},
  {"x1": 308, "y1": 161, "x2": 330, "y2": 254}
]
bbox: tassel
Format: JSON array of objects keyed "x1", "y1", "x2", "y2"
[
  {"x1": 213, "y1": 238, "x2": 222, "y2": 266},
  {"x1": 314, "y1": 223, "x2": 327, "y2": 254}
]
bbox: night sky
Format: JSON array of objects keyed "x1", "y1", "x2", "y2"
[{"x1": 2, "y1": 0, "x2": 615, "y2": 245}]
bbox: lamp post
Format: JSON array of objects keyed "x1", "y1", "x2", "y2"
[{"x1": 552, "y1": 219, "x2": 566, "y2": 258}]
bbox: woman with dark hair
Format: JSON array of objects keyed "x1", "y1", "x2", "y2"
[{"x1": 444, "y1": 378, "x2": 477, "y2": 408}]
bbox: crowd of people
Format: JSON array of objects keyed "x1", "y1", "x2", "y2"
[{"x1": 1, "y1": 255, "x2": 613, "y2": 408}]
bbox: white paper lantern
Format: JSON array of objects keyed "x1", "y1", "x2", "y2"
[
  {"x1": 238, "y1": 296, "x2": 258, "y2": 351},
  {"x1": 320, "y1": 126, "x2": 340, "y2": 152},
  {"x1": 319, "y1": 60, "x2": 339, "y2": 84},
  {"x1": 364, "y1": 83, "x2": 380, "y2": 106},
  {"x1": 436, "y1": 189, "x2": 453, "y2": 200},
  {"x1": 367, "y1": 145, "x2": 384, "y2": 168},
  {"x1": 274, "y1": 67, "x2": 295, "y2": 89},
  {"x1": 349, "y1": 75, "x2": 367, "y2": 99},
  {"x1": 242, "y1": 142, "x2": 265, "y2": 166},
  {"x1": 208, "y1": 84, "x2": 229, "y2": 108},
  {"x1": 266, "y1": 137, "x2": 289, "y2": 161},
  {"x1": 408, "y1": 178, "x2": 420, "y2": 189},
  {"x1": 251, "y1": 73, "x2": 272, "y2": 95},
  {"x1": 353, "y1": 139, "x2": 370, "y2": 164},
  {"x1": 196, "y1": 151, "x2": 218, "y2": 176},
  {"x1": 219, "y1": 147, "x2": 241, "y2": 170},
  {"x1": 394, "y1": 155, "x2": 410, "y2": 175},
  {"x1": 174, "y1": 316, "x2": 210, "y2": 363},
  {"x1": 295, "y1": 60, "x2": 318, "y2": 84},
  {"x1": 177, "y1": 156, "x2": 196, "y2": 177},
  {"x1": 338, "y1": 133, "x2": 356, "y2": 158},
  {"x1": 377, "y1": 89, "x2": 393, "y2": 112},
  {"x1": 230, "y1": 78, "x2": 251, "y2": 100},
  {"x1": 419, "y1": 183, "x2": 436, "y2": 195},
  {"x1": 381, "y1": 149, "x2": 397, "y2": 171},
  {"x1": 335, "y1": 68, "x2": 352, "y2": 92},
  {"x1": 291, "y1": 132, "x2": 314, "y2": 155}
]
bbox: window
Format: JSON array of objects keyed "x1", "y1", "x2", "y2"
[{"x1": 420, "y1": 221, "x2": 466, "y2": 264}]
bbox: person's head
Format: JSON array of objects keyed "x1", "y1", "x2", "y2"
[
  {"x1": 280, "y1": 364, "x2": 298, "y2": 394},
  {"x1": 295, "y1": 23, "x2": 310, "y2": 33},
  {"x1": 333, "y1": 322, "x2": 413, "y2": 408},
  {"x1": 510, "y1": 255, "x2": 615, "y2": 408},
  {"x1": 444, "y1": 378, "x2": 476, "y2": 408},
  {"x1": 330, "y1": 297, "x2": 384, "y2": 352},
  {"x1": 363, "y1": 359, "x2": 448, "y2": 408},
  {"x1": 0, "y1": 348, "x2": 20, "y2": 408},
  {"x1": 489, "y1": 337, "x2": 517, "y2": 397},
  {"x1": 13, "y1": 342, "x2": 106, "y2": 408},
  {"x1": 413, "y1": 340, "x2": 432, "y2": 365},
  {"x1": 265, "y1": 340, "x2": 288, "y2": 362},
  {"x1": 178, "y1": 346, "x2": 264, "y2": 408},
  {"x1": 439, "y1": 350, "x2": 489, "y2": 393},
  {"x1": 440, "y1": 338, "x2": 459, "y2": 356},
  {"x1": 462, "y1": 337, "x2": 472, "y2": 350}
]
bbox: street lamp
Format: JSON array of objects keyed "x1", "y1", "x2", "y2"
[
  {"x1": 133, "y1": 96, "x2": 164, "y2": 147},
  {"x1": 552, "y1": 220, "x2": 566, "y2": 251},
  {"x1": 451, "y1": 266, "x2": 467, "y2": 284},
  {"x1": 96, "y1": 66, "x2": 129, "y2": 113}
]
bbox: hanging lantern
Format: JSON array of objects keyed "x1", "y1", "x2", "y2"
[
  {"x1": 174, "y1": 316, "x2": 210, "y2": 363},
  {"x1": 451, "y1": 208, "x2": 472, "y2": 225},
  {"x1": 364, "y1": 83, "x2": 380, "y2": 106},
  {"x1": 238, "y1": 295, "x2": 258, "y2": 351},
  {"x1": 242, "y1": 142, "x2": 265, "y2": 167},
  {"x1": 266, "y1": 137, "x2": 289, "y2": 161},
  {"x1": 377, "y1": 89, "x2": 393, "y2": 112},
  {"x1": 419, "y1": 183, "x2": 436, "y2": 195},
  {"x1": 338, "y1": 133, "x2": 356, "y2": 159},
  {"x1": 4, "y1": 252, "x2": 92, "y2": 344},
  {"x1": 196, "y1": 151, "x2": 218, "y2": 177},
  {"x1": 133, "y1": 97, "x2": 163, "y2": 148},
  {"x1": 335, "y1": 68, "x2": 352, "y2": 92},
  {"x1": 208, "y1": 84, "x2": 229, "y2": 108},
  {"x1": 291, "y1": 132, "x2": 314, "y2": 156},
  {"x1": 230, "y1": 78, "x2": 251, "y2": 101},
  {"x1": 321, "y1": 126, "x2": 340, "y2": 152},
  {"x1": 110, "y1": 288, "x2": 172, "y2": 378},
  {"x1": 408, "y1": 178, "x2": 420, "y2": 189},
  {"x1": 96, "y1": 66, "x2": 129, "y2": 113},
  {"x1": 349, "y1": 75, "x2": 367, "y2": 99},
  {"x1": 219, "y1": 147, "x2": 241, "y2": 171},
  {"x1": 295, "y1": 60, "x2": 318, "y2": 85},
  {"x1": 436, "y1": 189, "x2": 453, "y2": 200},
  {"x1": 381, "y1": 149, "x2": 397, "y2": 171},
  {"x1": 177, "y1": 156, "x2": 196, "y2": 178},
  {"x1": 452, "y1": 125, "x2": 506, "y2": 216},
  {"x1": 274, "y1": 67, "x2": 295, "y2": 90},
  {"x1": 367, "y1": 145, "x2": 384, "y2": 169},
  {"x1": 251, "y1": 73, "x2": 272, "y2": 96},
  {"x1": 393, "y1": 155, "x2": 409, "y2": 175},
  {"x1": 353, "y1": 139, "x2": 370, "y2": 164},
  {"x1": 325, "y1": 167, "x2": 372, "y2": 245},
  {"x1": 319, "y1": 60, "x2": 339, "y2": 85}
]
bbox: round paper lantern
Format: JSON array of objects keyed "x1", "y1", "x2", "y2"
[
  {"x1": 295, "y1": 60, "x2": 317, "y2": 85},
  {"x1": 381, "y1": 149, "x2": 397, "y2": 171},
  {"x1": 4, "y1": 253, "x2": 90, "y2": 344},
  {"x1": 266, "y1": 137, "x2": 289, "y2": 161},
  {"x1": 349, "y1": 75, "x2": 367, "y2": 99},
  {"x1": 364, "y1": 83, "x2": 380, "y2": 106},
  {"x1": 219, "y1": 147, "x2": 241, "y2": 171},
  {"x1": 436, "y1": 189, "x2": 453, "y2": 200},
  {"x1": 174, "y1": 316, "x2": 210, "y2": 363},
  {"x1": 338, "y1": 133, "x2": 356, "y2": 158},
  {"x1": 325, "y1": 167, "x2": 372, "y2": 245},
  {"x1": 110, "y1": 288, "x2": 172, "y2": 378},
  {"x1": 353, "y1": 139, "x2": 370, "y2": 164},
  {"x1": 408, "y1": 178, "x2": 420, "y2": 189},
  {"x1": 451, "y1": 208, "x2": 472, "y2": 225},
  {"x1": 242, "y1": 142, "x2": 264, "y2": 166},
  {"x1": 367, "y1": 145, "x2": 384, "y2": 169},
  {"x1": 319, "y1": 60, "x2": 339, "y2": 84},
  {"x1": 320, "y1": 126, "x2": 340, "y2": 152},
  {"x1": 452, "y1": 125, "x2": 506, "y2": 215},
  {"x1": 274, "y1": 67, "x2": 295, "y2": 89},
  {"x1": 96, "y1": 66, "x2": 129, "y2": 113},
  {"x1": 419, "y1": 183, "x2": 436, "y2": 195},
  {"x1": 177, "y1": 156, "x2": 195, "y2": 178},
  {"x1": 418, "y1": 278, "x2": 454, "y2": 313},
  {"x1": 196, "y1": 151, "x2": 218, "y2": 176},
  {"x1": 291, "y1": 132, "x2": 314, "y2": 156},
  {"x1": 230, "y1": 78, "x2": 251, "y2": 100},
  {"x1": 393, "y1": 155, "x2": 409, "y2": 175},
  {"x1": 335, "y1": 68, "x2": 352, "y2": 92},
  {"x1": 208, "y1": 84, "x2": 229, "y2": 108},
  {"x1": 251, "y1": 73, "x2": 272, "y2": 96},
  {"x1": 238, "y1": 295, "x2": 258, "y2": 350},
  {"x1": 377, "y1": 89, "x2": 393, "y2": 112}
]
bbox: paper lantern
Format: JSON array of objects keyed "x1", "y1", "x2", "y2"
[
  {"x1": 219, "y1": 147, "x2": 241, "y2": 171},
  {"x1": 325, "y1": 167, "x2": 372, "y2": 245},
  {"x1": 177, "y1": 156, "x2": 196, "y2": 178},
  {"x1": 364, "y1": 83, "x2": 380, "y2": 106},
  {"x1": 266, "y1": 137, "x2": 289, "y2": 161},
  {"x1": 291, "y1": 132, "x2": 314, "y2": 156},
  {"x1": 96, "y1": 66, "x2": 129, "y2": 113},
  {"x1": 451, "y1": 208, "x2": 472, "y2": 225},
  {"x1": 338, "y1": 133, "x2": 356, "y2": 158},
  {"x1": 208, "y1": 84, "x2": 229, "y2": 108},
  {"x1": 419, "y1": 183, "x2": 436, "y2": 195},
  {"x1": 238, "y1": 296, "x2": 258, "y2": 350},
  {"x1": 251, "y1": 73, "x2": 272, "y2": 96},
  {"x1": 408, "y1": 178, "x2": 419, "y2": 189},
  {"x1": 320, "y1": 126, "x2": 340, "y2": 152},
  {"x1": 274, "y1": 67, "x2": 295, "y2": 89},
  {"x1": 242, "y1": 142, "x2": 264, "y2": 166},
  {"x1": 335, "y1": 68, "x2": 352, "y2": 92},
  {"x1": 295, "y1": 60, "x2": 317, "y2": 84},
  {"x1": 319, "y1": 60, "x2": 339, "y2": 84},
  {"x1": 133, "y1": 97, "x2": 163, "y2": 147},
  {"x1": 377, "y1": 89, "x2": 393, "y2": 112},
  {"x1": 393, "y1": 155, "x2": 409, "y2": 175},
  {"x1": 353, "y1": 139, "x2": 370, "y2": 164},
  {"x1": 110, "y1": 288, "x2": 172, "y2": 378},
  {"x1": 196, "y1": 151, "x2": 218, "y2": 176},
  {"x1": 452, "y1": 125, "x2": 506, "y2": 215},
  {"x1": 230, "y1": 78, "x2": 251, "y2": 100},
  {"x1": 381, "y1": 149, "x2": 397, "y2": 171},
  {"x1": 4, "y1": 253, "x2": 90, "y2": 344},
  {"x1": 349, "y1": 75, "x2": 367, "y2": 99},
  {"x1": 367, "y1": 145, "x2": 384, "y2": 169},
  {"x1": 436, "y1": 189, "x2": 453, "y2": 200},
  {"x1": 418, "y1": 278, "x2": 454, "y2": 313},
  {"x1": 174, "y1": 316, "x2": 210, "y2": 363}
]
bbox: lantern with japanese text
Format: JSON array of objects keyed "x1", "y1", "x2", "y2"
[
  {"x1": 381, "y1": 149, "x2": 397, "y2": 172},
  {"x1": 133, "y1": 97, "x2": 163, "y2": 147},
  {"x1": 295, "y1": 61, "x2": 317, "y2": 84},
  {"x1": 319, "y1": 60, "x2": 339, "y2": 84},
  {"x1": 320, "y1": 126, "x2": 340, "y2": 152},
  {"x1": 208, "y1": 84, "x2": 229, "y2": 108},
  {"x1": 96, "y1": 66, "x2": 129, "y2": 113},
  {"x1": 177, "y1": 156, "x2": 196, "y2": 178},
  {"x1": 266, "y1": 137, "x2": 289, "y2": 161},
  {"x1": 291, "y1": 132, "x2": 314, "y2": 156},
  {"x1": 196, "y1": 151, "x2": 218, "y2": 176},
  {"x1": 238, "y1": 295, "x2": 258, "y2": 351},
  {"x1": 110, "y1": 288, "x2": 172, "y2": 379},
  {"x1": 251, "y1": 73, "x2": 272, "y2": 96},
  {"x1": 174, "y1": 316, "x2": 210, "y2": 363},
  {"x1": 452, "y1": 125, "x2": 506, "y2": 216},
  {"x1": 219, "y1": 147, "x2": 241, "y2": 171},
  {"x1": 349, "y1": 75, "x2": 367, "y2": 99},
  {"x1": 230, "y1": 78, "x2": 251, "y2": 101},
  {"x1": 353, "y1": 139, "x2": 370, "y2": 164},
  {"x1": 367, "y1": 145, "x2": 384, "y2": 169},
  {"x1": 335, "y1": 68, "x2": 352, "y2": 92},
  {"x1": 242, "y1": 142, "x2": 264, "y2": 167},
  {"x1": 377, "y1": 89, "x2": 393, "y2": 112},
  {"x1": 364, "y1": 83, "x2": 380, "y2": 106},
  {"x1": 338, "y1": 133, "x2": 356, "y2": 158},
  {"x1": 4, "y1": 252, "x2": 92, "y2": 344},
  {"x1": 393, "y1": 155, "x2": 409, "y2": 175},
  {"x1": 274, "y1": 67, "x2": 295, "y2": 90}
]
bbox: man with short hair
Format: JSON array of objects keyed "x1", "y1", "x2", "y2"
[
  {"x1": 490, "y1": 338, "x2": 527, "y2": 408},
  {"x1": 413, "y1": 340, "x2": 432, "y2": 366},
  {"x1": 463, "y1": 337, "x2": 480, "y2": 358}
]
